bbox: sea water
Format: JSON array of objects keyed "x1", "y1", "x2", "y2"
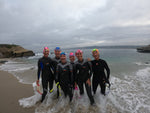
[{"x1": 0, "y1": 48, "x2": 150, "y2": 113}]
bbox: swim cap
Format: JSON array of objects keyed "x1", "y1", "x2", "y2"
[
  {"x1": 69, "y1": 52, "x2": 75, "y2": 57},
  {"x1": 60, "y1": 52, "x2": 66, "y2": 56},
  {"x1": 55, "y1": 47, "x2": 61, "y2": 51},
  {"x1": 43, "y1": 47, "x2": 49, "y2": 53},
  {"x1": 92, "y1": 48, "x2": 99, "y2": 54},
  {"x1": 75, "y1": 49, "x2": 83, "y2": 56}
]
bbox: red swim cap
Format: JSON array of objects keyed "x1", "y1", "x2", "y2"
[
  {"x1": 69, "y1": 52, "x2": 75, "y2": 57},
  {"x1": 43, "y1": 47, "x2": 49, "y2": 53},
  {"x1": 75, "y1": 49, "x2": 83, "y2": 56}
]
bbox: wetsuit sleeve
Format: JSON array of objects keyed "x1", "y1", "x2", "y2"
[
  {"x1": 74, "y1": 64, "x2": 78, "y2": 83},
  {"x1": 90, "y1": 61, "x2": 94, "y2": 71},
  {"x1": 88, "y1": 61, "x2": 93, "y2": 78},
  {"x1": 54, "y1": 61, "x2": 58, "y2": 75},
  {"x1": 50, "y1": 59, "x2": 56, "y2": 74},
  {"x1": 73, "y1": 64, "x2": 76, "y2": 84},
  {"x1": 103, "y1": 60, "x2": 110, "y2": 80},
  {"x1": 37, "y1": 59, "x2": 42, "y2": 80}
]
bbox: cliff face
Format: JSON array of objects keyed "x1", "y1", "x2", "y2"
[
  {"x1": 137, "y1": 45, "x2": 150, "y2": 53},
  {"x1": 0, "y1": 44, "x2": 35, "y2": 58}
]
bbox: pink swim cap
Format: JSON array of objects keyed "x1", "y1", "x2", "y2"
[
  {"x1": 75, "y1": 49, "x2": 83, "y2": 56},
  {"x1": 69, "y1": 52, "x2": 75, "y2": 57},
  {"x1": 43, "y1": 47, "x2": 49, "y2": 53}
]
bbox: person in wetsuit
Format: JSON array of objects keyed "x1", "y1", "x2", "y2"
[
  {"x1": 91, "y1": 49, "x2": 110, "y2": 95},
  {"x1": 52, "y1": 47, "x2": 61, "y2": 64},
  {"x1": 69, "y1": 52, "x2": 75, "y2": 64},
  {"x1": 55, "y1": 52, "x2": 74, "y2": 102},
  {"x1": 75, "y1": 49, "x2": 95, "y2": 105},
  {"x1": 69, "y1": 52, "x2": 76, "y2": 89},
  {"x1": 37, "y1": 47, "x2": 55, "y2": 102},
  {"x1": 51, "y1": 47, "x2": 61, "y2": 97}
]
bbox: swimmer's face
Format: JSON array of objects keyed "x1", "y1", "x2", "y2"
[
  {"x1": 43, "y1": 50, "x2": 49, "y2": 57},
  {"x1": 69, "y1": 56, "x2": 75, "y2": 62},
  {"x1": 92, "y1": 51, "x2": 99, "y2": 60},
  {"x1": 76, "y1": 52, "x2": 83, "y2": 61},
  {"x1": 60, "y1": 55, "x2": 66, "y2": 63},
  {"x1": 55, "y1": 50, "x2": 61, "y2": 58}
]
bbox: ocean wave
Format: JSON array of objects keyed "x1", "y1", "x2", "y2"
[
  {"x1": 134, "y1": 62, "x2": 150, "y2": 66},
  {"x1": 136, "y1": 67, "x2": 150, "y2": 78},
  {"x1": 0, "y1": 60, "x2": 36, "y2": 72},
  {"x1": 0, "y1": 60, "x2": 37, "y2": 84},
  {"x1": 109, "y1": 67, "x2": 150, "y2": 113},
  {"x1": 28, "y1": 53, "x2": 43, "y2": 59}
]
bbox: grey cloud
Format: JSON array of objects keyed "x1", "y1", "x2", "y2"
[{"x1": 0, "y1": 0, "x2": 150, "y2": 50}]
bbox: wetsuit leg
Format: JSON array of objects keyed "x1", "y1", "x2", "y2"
[
  {"x1": 100, "y1": 80, "x2": 106, "y2": 95},
  {"x1": 77, "y1": 81, "x2": 84, "y2": 95},
  {"x1": 41, "y1": 79, "x2": 48, "y2": 102},
  {"x1": 57, "y1": 86, "x2": 60, "y2": 98},
  {"x1": 54, "y1": 75, "x2": 60, "y2": 98},
  {"x1": 67, "y1": 86, "x2": 73, "y2": 102},
  {"x1": 60, "y1": 83, "x2": 67, "y2": 97},
  {"x1": 49, "y1": 76, "x2": 54, "y2": 91},
  {"x1": 85, "y1": 83, "x2": 95, "y2": 105},
  {"x1": 92, "y1": 78, "x2": 99, "y2": 94}
]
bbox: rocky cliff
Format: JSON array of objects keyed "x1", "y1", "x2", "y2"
[
  {"x1": 0, "y1": 44, "x2": 35, "y2": 58},
  {"x1": 137, "y1": 45, "x2": 150, "y2": 53}
]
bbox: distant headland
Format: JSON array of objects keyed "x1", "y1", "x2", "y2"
[
  {"x1": 0, "y1": 44, "x2": 35, "y2": 58},
  {"x1": 137, "y1": 45, "x2": 150, "y2": 53}
]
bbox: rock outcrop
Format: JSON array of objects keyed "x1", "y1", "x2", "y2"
[
  {"x1": 0, "y1": 44, "x2": 35, "y2": 58},
  {"x1": 137, "y1": 45, "x2": 150, "y2": 53}
]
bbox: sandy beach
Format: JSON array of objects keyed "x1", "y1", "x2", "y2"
[{"x1": 0, "y1": 70, "x2": 35, "y2": 113}]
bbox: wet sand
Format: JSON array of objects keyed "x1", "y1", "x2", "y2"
[{"x1": 0, "y1": 70, "x2": 35, "y2": 113}]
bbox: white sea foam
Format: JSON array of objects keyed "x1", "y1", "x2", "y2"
[
  {"x1": 28, "y1": 53, "x2": 43, "y2": 59},
  {"x1": 0, "y1": 60, "x2": 35, "y2": 72},
  {"x1": 134, "y1": 62, "x2": 150, "y2": 66},
  {"x1": 108, "y1": 67, "x2": 150, "y2": 113},
  {"x1": 0, "y1": 60, "x2": 36, "y2": 84},
  {"x1": 19, "y1": 82, "x2": 101, "y2": 113},
  {"x1": 19, "y1": 82, "x2": 42, "y2": 108},
  {"x1": 136, "y1": 67, "x2": 150, "y2": 78}
]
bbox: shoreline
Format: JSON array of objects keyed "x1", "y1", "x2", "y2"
[{"x1": 0, "y1": 70, "x2": 35, "y2": 113}]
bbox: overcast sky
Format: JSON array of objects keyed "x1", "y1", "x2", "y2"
[{"x1": 0, "y1": 0, "x2": 150, "y2": 50}]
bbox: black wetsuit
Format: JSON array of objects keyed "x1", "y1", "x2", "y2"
[
  {"x1": 52, "y1": 57, "x2": 61, "y2": 97},
  {"x1": 52, "y1": 57, "x2": 61, "y2": 78},
  {"x1": 75, "y1": 59, "x2": 95, "y2": 105},
  {"x1": 52, "y1": 57, "x2": 61, "y2": 64},
  {"x1": 56, "y1": 62, "x2": 73, "y2": 101},
  {"x1": 37, "y1": 57, "x2": 55, "y2": 102},
  {"x1": 70, "y1": 62, "x2": 76, "y2": 89},
  {"x1": 91, "y1": 59, "x2": 110, "y2": 95}
]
